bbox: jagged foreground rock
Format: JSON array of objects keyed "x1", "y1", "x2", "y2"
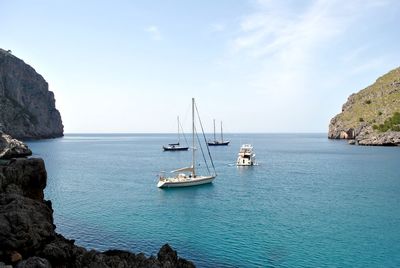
[
  {"x1": 0, "y1": 49, "x2": 63, "y2": 139},
  {"x1": 0, "y1": 132, "x2": 32, "y2": 159},
  {"x1": 328, "y1": 67, "x2": 400, "y2": 145},
  {"x1": 0, "y1": 133, "x2": 195, "y2": 267}
]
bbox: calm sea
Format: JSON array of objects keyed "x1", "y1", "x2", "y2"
[{"x1": 27, "y1": 134, "x2": 400, "y2": 268}]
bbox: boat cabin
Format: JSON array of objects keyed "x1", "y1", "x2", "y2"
[{"x1": 236, "y1": 144, "x2": 256, "y2": 166}]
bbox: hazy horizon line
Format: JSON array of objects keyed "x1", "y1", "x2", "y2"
[{"x1": 63, "y1": 132, "x2": 327, "y2": 135}]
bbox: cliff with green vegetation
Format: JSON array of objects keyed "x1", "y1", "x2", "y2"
[{"x1": 328, "y1": 67, "x2": 400, "y2": 145}]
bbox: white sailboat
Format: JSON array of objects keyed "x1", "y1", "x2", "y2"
[{"x1": 157, "y1": 98, "x2": 217, "y2": 188}]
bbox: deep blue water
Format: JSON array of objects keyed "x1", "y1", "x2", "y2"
[{"x1": 28, "y1": 134, "x2": 400, "y2": 267}]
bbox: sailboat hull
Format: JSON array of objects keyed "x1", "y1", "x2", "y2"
[
  {"x1": 207, "y1": 141, "x2": 230, "y2": 146},
  {"x1": 157, "y1": 175, "x2": 216, "y2": 188},
  {"x1": 163, "y1": 145, "x2": 189, "y2": 151}
]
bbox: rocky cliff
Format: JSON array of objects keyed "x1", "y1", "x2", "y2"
[
  {"x1": 328, "y1": 67, "x2": 400, "y2": 145},
  {"x1": 0, "y1": 133, "x2": 195, "y2": 267},
  {"x1": 0, "y1": 49, "x2": 63, "y2": 139}
]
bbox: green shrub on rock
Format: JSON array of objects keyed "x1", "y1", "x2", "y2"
[{"x1": 372, "y1": 112, "x2": 400, "y2": 132}]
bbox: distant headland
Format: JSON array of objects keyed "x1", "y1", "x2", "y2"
[{"x1": 329, "y1": 67, "x2": 400, "y2": 146}]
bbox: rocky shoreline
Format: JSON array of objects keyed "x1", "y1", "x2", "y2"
[
  {"x1": 0, "y1": 132, "x2": 195, "y2": 267},
  {"x1": 329, "y1": 119, "x2": 400, "y2": 146}
]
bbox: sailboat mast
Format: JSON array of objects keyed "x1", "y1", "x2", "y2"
[
  {"x1": 221, "y1": 121, "x2": 223, "y2": 142},
  {"x1": 213, "y1": 119, "x2": 216, "y2": 141},
  {"x1": 192, "y1": 98, "x2": 196, "y2": 177},
  {"x1": 177, "y1": 116, "x2": 180, "y2": 144}
]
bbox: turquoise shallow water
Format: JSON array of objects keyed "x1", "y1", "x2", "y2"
[{"x1": 28, "y1": 134, "x2": 400, "y2": 267}]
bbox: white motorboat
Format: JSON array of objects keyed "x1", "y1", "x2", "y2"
[
  {"x1": 158, "y1": 98, "x2": 217, "y2": 188},
  {"x1": 236, "y1": 144, "x2": 256, "y2": 166}
]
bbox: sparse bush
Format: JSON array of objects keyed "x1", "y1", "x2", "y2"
[
  {"x1": 378, "y1": 111, "x2": 383, "y2": 116},
  {"x1": 373, "y1": 112, "x2": 400, "y2": 132},
  {"x1": 365, "y1": 100, "x2": 372, "y2": 104},
  {"x1": 393, "y1": 112, "x2": 400, "y2": 123},
  {"x1": 359, "y1": 117, "x2": 364, "y2": 122}
]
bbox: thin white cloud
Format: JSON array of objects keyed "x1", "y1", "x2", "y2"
[
  {"x1": 229, "y1": 0, "x2": 394, "y2": 96},
  {"x1": 214, "y1": 0, "x2": 400, "y2": 131},
  {"x1": 229, "y1": 0, "x2": 345, "y2": 102},
  {"x1": 233, "y1": 0, "x2": 346, "y2": 57},
  {"x1": 145, "y1": 25, "x2": 162, "y2": 41}
]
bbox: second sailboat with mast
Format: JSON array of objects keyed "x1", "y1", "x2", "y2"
[{"x1": 162, "y1": 116, "x2": 189, "y2": 151}]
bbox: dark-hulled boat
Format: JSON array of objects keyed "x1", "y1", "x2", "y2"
[
  {"x1": 163, "y1": 143, "x2": 189, "y2": 151},
  {"x1": 163, "y1": 116, "x2": 189, "y2": 151},
  {"x1": 208, "y1": 119, "x2": 230, "y2": 146}
]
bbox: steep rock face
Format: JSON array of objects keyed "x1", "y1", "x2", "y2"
[
  {"x1": 328, "y1": 67, "x2": 400, "y2": 145},
  {"x1": 0, "y1": 134, "x2": 195, "y2": 267},
  {"x1": 0, "y1": 49, "x2": 63, "y2": 139}
]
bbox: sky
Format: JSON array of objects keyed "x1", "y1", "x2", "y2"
[{"x1": 1, "y1": 0, "x2": 400, "y2": 133}]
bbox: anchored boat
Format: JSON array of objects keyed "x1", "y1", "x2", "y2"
[
  {"x1": 162, "y1": 116, "x2": 189, "y2": 151},
  {"x1": 208, "y1": 119, "x2": 230, "y2": 146},
  {"x1": 158, "y1": 98, "x2": 217, "y2": 188},
  {"x1": 236, "y1": 144, "x2": 256, "y2": 166}
]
